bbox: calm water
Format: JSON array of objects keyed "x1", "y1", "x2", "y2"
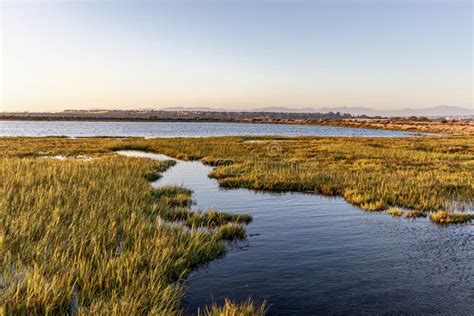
[
  {"x1": 117, "y1": 151, "x2": 474, "y2": 315},
  {"x1": 0, "y1": 120, "x2": 424, "y2": 138}
]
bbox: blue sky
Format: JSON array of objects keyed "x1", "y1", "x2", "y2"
[{"x1": 1, "y1": 0, "x2": 472, "y2": 111}]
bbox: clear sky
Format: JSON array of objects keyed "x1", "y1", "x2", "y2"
[{"x1": 1, "y1": 0, "x2": 472, "y2": 112}]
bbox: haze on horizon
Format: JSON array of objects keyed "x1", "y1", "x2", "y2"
[{"x1": 1, "y1": 0, "x2": 472, "y2": 113}]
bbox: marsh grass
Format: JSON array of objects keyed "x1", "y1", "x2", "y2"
[
  {"x1": 429, "y1": 211, "x2": 474, "y2": 224},
  {"x1": 386, "y1": 208, "x2": 404, "y2": 217},
  {"x1": 200, "y1": 298, "x2": 267, "y2": 316},
  {"x1": 186, "y1": 211, "x2": 253, "y2": 228},
  {"x1": 202, "y1": 157, "x2": 235, "y2": 166},
  {"x1": 214, "y1": 223, "x2": 248, "y2": 240},
  {"x1": 144, "y1": 160, "x2": 176, "y2": 181},
  {"x1": 343, "y1": 190, "x2": 387, "y2": 211},
  {"x1": 0, "y1": 155, "x2": 255, "y2": 314},
  {"x1": 149, "y1": 187, "x2": 253, "y2": 228},
  {"x1": 152, "y1": 185, "x2": 193, "y2": 208},
  {"x1": 0, "y1": 137, "x2": 471, "y2": 227},
  {"x1": 108, "y1": 136, "x2": 471, "y2": 222},
  {"x1": 1, "y1": 135, "x2": 472, "y2": 312},
  {"x1": 1, "y1": 135, "x2": 472, "y2": 224},
  {"x1": 404, "y1": 210, "x2": 427, "y2": 218}
]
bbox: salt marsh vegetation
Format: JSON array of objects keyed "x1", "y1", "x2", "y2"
[{"x1": 0, "y1": 154, "x2": 255, "y2": 314}]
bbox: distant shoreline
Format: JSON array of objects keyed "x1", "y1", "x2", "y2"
[
  {"x1": 1, "y1": 113, "x2": 472, "y2": 135},
  {"x1": 0, "y1": 115, "x2": 339, "y2": 126},
  {"x1": 0, "y1": 116, "x2": 251, "y2": 123}
]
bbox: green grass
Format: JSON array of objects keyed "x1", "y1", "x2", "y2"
[
  {"x1": 186, "y1": 211, "x2": 253, "y2": 228},
  {"x1": 151, "y1": 185, "x2": 193, "y2": 208},
  {"x1": 0, "y1": 155, "x2": 255, "y2": 314},
  {"x1": 214, "y1": 223, "x2": 248, "y2": 241}
]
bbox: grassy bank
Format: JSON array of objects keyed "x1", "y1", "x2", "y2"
[
  {"x1": 315, "y1": 118, "x2": 474, "y2": 135},
  {"x1": 0, "y1": 155, "x2": 260, "y2": 314},
  {"x1": 0, "y1": 134, "x2": 472, "y2": 234},
  {"x1": 105, "y1": 135, "x2": 472, "y2": 223}
]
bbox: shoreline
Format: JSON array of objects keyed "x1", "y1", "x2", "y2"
[{"x1": 1, "y1": 115, "x2": 473, "y2": 135}]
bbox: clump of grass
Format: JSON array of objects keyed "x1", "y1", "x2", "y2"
[
  {"x1": 405, "y1": 210, "x2": 427, "y2": 218},
  {"x1": 150, "y1": 194, "x2": 253, "y2": 229},
  {"x1": 214, "y1": 223, "x2": 247, "y2": 240},
  {"x1": 186, "y1": 210, "x2": 253, "y2": 228},
  {"x1": 154, "y1": 206, "x2": 191, "y2": 222},
  {"x1": 343, "y1": 190, "x2": 386, "y2": 211},
  {"x1": 361, "y1": 199, "x2": 386, "y2": 212},
  {"x1": 201, "y1": 299, "x2": 267, "y2": 316},
  {"x1": 144, "y1": 160, "x2": 176, "y2": 181},
  {"x1": 386, "y1": 208, "x2": 403, "y2": 216},
  {"x1": 152, "y1": 185, "x2": 193, "y2": 207},
  {"x1": 343, "y1": 189, "x2": 371, "y2": 206},
  {"x1": 429, "y1": 211, "x2": 474, "y2": 224}
]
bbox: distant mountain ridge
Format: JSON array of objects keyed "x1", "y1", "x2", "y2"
[{"x1": 159, "y1": 105, "x2": 472, "y2": 117}]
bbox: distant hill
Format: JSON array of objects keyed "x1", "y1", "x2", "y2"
[
  {"x1": 154, "y1": 105, "x2": 472, "y2": 117},
  {"x1": 160, "y1": 106, "x2": 219, "y2": 112},
  {"x1": 251, "y1": 107, "x2": 317, "y2": 113},
  {"x1": 380, "y1": 105, "x2": 473, "y2": 117},
  {"x1": 255, "y1": 105, "x2": 473, "y2": 117}
]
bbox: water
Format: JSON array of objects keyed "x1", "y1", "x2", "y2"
[
  {"x1": 117, "y1": 151, "x2": 473, "y2": 315},
  {"x1": 0, "y1": 120, "x2": 425, "y2": 138}
]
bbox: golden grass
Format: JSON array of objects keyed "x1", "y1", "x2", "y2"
[
  {"x1": 1, "y1": 134, "x2": 472, "y2": 312},
  {"x1": 157, "y1": 136, "x2": 471, "y2": 223},
  {"x1": 315, "y1": 118, "x2": 474, "y2": 135},
  {"x1": 200, "y1": 299, "x2": 267, "y2": 316},
  {"x1": 386, "y1": 208, "x2": 404, "y2": 217},
  {"x1": 111, "y1": 136, "x2": 472, "y2": 220},
  {"x1": 1, "y1": 135, "x2": 472, "y2": 224},
  {"x1": 0, "y1": 155, "x2": 255, "y2": 313},
  {"x1": 429, "y1": 211, "x2": 474, "y2": 224}
]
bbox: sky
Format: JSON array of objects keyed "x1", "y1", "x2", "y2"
[{"x1": 1, "y1": 0, "x2": 472, "y2": 112}]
